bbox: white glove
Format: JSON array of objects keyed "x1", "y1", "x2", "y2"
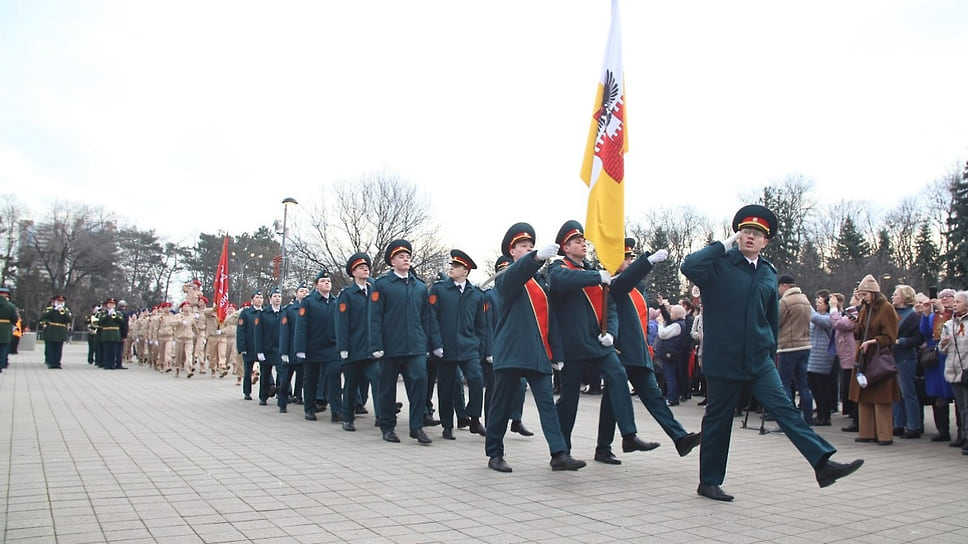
[
  {"x1": 257, "y1": 353, "x2": 265, "y2": 361},
  {"x1": 552, "y1": 361, "x2": 564, "y2": 371},
  {"x1": 340, "y1": 351, "x2": 349, "y2": 360},
  {"x1": 647, "y1": 249, "x2": 669, "y2": 264},
  {"x1": 598, "y1": 333, "x2": 614, "y2": 347},
  {"x1": 486, "y1": 355, "x2": 493, "y2": 364},
  {"x1": 535, "y1": 243, "x2": 559, "y2": 261},
  {"x1": 599, "y1": 270, "x2": 612, "y2": 285},
  {"x1": 215, "y1": 330, "x2": 222, "y2": 335},
  {"x1": 296, "y1": 352, "x2": 306, "y2": 359},
  {"x1": 281, "y1": 355, "x2": 289, "y2": 363},
  {"x1": 721, "y1": 230, "x2": 741, "y2": 248},
  {"x1": 372, "y1": 350, "x2": 384, "y2": 359},
  {"x1": 432, "y1": 347, "x2": 444, "y2": 358}
]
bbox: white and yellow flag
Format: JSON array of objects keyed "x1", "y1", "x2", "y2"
[{"x1": 580, "y1": 0, "x2": 626, "y2": 274}]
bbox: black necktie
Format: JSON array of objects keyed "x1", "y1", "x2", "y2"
[{"x1": 750, "y1": 261, "x2": 756, "y2": 273}]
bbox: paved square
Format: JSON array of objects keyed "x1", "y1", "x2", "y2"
[{"x1": 2, "y1": 344, "x2": 966, "y2": 543}]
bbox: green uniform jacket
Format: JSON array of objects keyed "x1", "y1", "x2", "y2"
[
  {"x1": 96, "y1": 309, "x2": 126, "y2": 342},
  {"x1": 0, "y1": 298, "x2": 19, "y2": 343},
  {"x1": 41, "y1": 306, "x2": 72, "y2": 342},
  {"x1": 680, "y1": 242, "x2": 778, "y2": 380}
]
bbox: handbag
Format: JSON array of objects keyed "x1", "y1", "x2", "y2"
[
  {"x1": 918, "y1": 346, "x2": 940, "y2": 368},
  {"x1": 864, "y1": 346, "x2": 899, "y2": 385},
  {"x1": 855, "y1": 306, "x2": 898, "y2": 385}
]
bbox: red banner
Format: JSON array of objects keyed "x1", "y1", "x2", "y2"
[{"x1": 214, "y1": 236, "x2": 230, "y2": 323}]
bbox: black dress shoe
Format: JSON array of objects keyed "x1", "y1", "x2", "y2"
[
  {"x1": 382, "y1": 431, "x2": 400, "y2": 443},
  {"x1": 854, "y1": 437, "x2": 874, "y2": 443},
  {"x1": 342, "y1": 421, "x2": 356, "y2": 432},
  {"x1": 510, "y1": 420, "x2": 534, "y2": 436},
  {"x1": 900, "y1": 429, "x2": 921, "y2": 439},
  {"x1": 315, "y1": 402, "x2": 327, "y2": 413},
  {"x1": 815, "y1": 458, "x2": 864, "y2": 488},
  {"x1": 488, "y1": 456, "x2": 512, "y2": 473},
  {"x1": 422, "y1": 415, "x2": 441, "y2": 427},
  {"x1": 331, "y1": 413, "x2": 343, "y2": 423},
  {"x1": 244, "y1": 395, "x2": 252, "y2": 400},
  {"x1": 304, "y1": 413, "x2": 317, "y2": 421},
  {"x1": 259, "y1": 400, "x2": 268, "y2": 406},
  {"x1": 697, "y1": 484, "x2": 734, "y2": 502},
  {"x1": 279, "y1": 407, "x2": 287, "y2": 413},
  {"x1": 622, "y1": 435, "x2": 660, "y2": 453},
  {"x1": 930, "y1": 432, "x2": 951, "y2": 442},
  {"x1": 675, "y1": 432, "x2": 702, "y2": 457},
  {"x1": 593, "y1": 450, "x2": 622, "y2": 465},
  {"x1": 877, "y1": 440, "x2": 893, "y2": 446},
  {"x1": 457, "y1": 417, "x2": 471, "y2": 429},
  {"x1": 442, "y1": 428, "x2": 455, "y2": 440},
  {"x1": 892, "y1": 426, "x2": 905, "y2": 437},
  {"x1": 355, "y1": 404, "x2": 368, "y2": 415},
  {"x1": 468, "y1": 418, "x2": 486, "y2": 436},
  {"x1": 550, "y1": 453, "x2": 586, "y2": 471},
  {"x1": 812, "y1": 419, "x2": 831, "y2": 427},
  {"x1": 841, "y1": 422, "x2": 858, "y2": 432},
  {"x1": 410, "y1": 429, "x2": 432, "y2": 444},
  {"x1": 950, "y1": 438, "x2": 966, "y2": 448}
]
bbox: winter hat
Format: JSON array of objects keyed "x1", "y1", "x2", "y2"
[{"x1": 857, "y1": 274, "x2": 880, "y2": 293}]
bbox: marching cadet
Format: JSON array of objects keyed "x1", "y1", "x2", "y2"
[
  {"x1": 681, "y1": 204, "x2": 862, "y2": 501},
  {"x1": 221, "y1": 303, "x2": 241, "y2": 384},
  {"x1": 119, "y1": 300, "x2": 135, "y2": 366},
  {"x1": 596, "y1": 238, "x2": 702, "y2": 465},
  {"x1": 482, "y1": 257, "x2": 533, "y2": 437},
  {"x1": 279, "y1": 283, "x2": 310, "y2": 412},
  {"x1": 429, "y1": 250, "x2": 487, "y2": 440},
  {"x1": 236, "y1": 293, "x2": 264, "y2": 401},
  {"x1": 0, "y1": 287, "x2": 19, "y2": 371},
  {"x1": 40, "y1": 295, "x2": 72, "y2": 369},
  {"x1": 370, "y1": 239, "x2": 442, "y2": 444},
  {"x1": 193, "y1": 296, "x2": 209, "y2": 374},
  {"x1": 295, "y1": 270, "x2": 341, "y2": 421},
  {"x1": 337, "y1": 253, "x2": 379, "y2": 431},
  {"x1": 157, "y1": 302, "x2": 176, "y2": 373},
  {"x1": 260, "y1": 288, "x2": 285, "y2": 407},
  {"x1": 201, "y1": 301, "x2": 229, "y2": 378},
  {"x1": 173, "y1": 301, "x2": 197, "y2": 378},
  {"x1": 484, "y1": 223, "x2": 584, "y2": 473},
  {"x1": 96, "y1": 298, "x2": 127, "y2": 370},
  {"x1": 86, "y1": 305, "x2": 100, "y2": 365},
  {"x1": 548, "y1": 220, "x2": 658, "y2": 458}
]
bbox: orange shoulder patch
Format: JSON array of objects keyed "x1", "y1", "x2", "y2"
[
  {"x1": 371, "y1": 291, "x2": 380, "y2": 302},
  {"x1": 298, "y1": 307, "x2": 306, "y2": 316},
  {"x1": 339, "y1": 303, "x2": 347, "y2": 312},
  {"x1": 281, "y1": 316, "x2": 288, "y2": 324},
  {"x1": 428, "y1": 294, "x2": 437, "y2": 305},
  {"x1": 238, "y1": 318, "x2": 244, "y2": 326},
  {"x1": 484, "y1": 302, "x2": 490, "y2": 313},
  {"x1": 254, "y1": 317, "x2": 259, "y2": 325}
]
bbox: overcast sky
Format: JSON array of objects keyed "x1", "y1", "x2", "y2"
[{"x1": 2, "y1": 0, "x2": 966, "y2": 283}]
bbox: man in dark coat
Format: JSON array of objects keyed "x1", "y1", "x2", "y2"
[
  {"x1": 40, "y1": 295, "x2": 72, "y2": 369},
  {"x1": 681, "y1": 204, "x2": 863, "y2": 501},
  {"x1": 337, "y1": 253, "x2": 379, "y2": 431},
  {"x1": 296, "y1": 270, "x2": 341, "y2": 421}
]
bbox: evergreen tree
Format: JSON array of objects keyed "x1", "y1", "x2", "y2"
[
  {"x1": 831, "y1": 217, "x2": 871, "y2": 268},
  {"x1": 944, "y1": 161, "x2": 968, "y2": 288},
  {"x1": 913, "y1": 222, "x2": 940, "y2": 292},
  {"x1": 645, "y1": 227, "x2": 680, "y2": 301}
]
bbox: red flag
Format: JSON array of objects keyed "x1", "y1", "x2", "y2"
[{"x1": 214, "y1": 236, "x2": 230, "y2": 323}]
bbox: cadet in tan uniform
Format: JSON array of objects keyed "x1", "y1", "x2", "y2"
[
  {"x1": 173, "y1": 301, "x2": 197, "y2": 377},
  {"x1": 194, "y1": 296, "x2": 209, "y2": 374}
]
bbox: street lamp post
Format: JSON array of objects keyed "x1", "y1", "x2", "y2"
[
  {"x1": 280, "y1": 197, "x2": 298, "y2": 293},
  {"x1": 233, "y1": 252, "x2": 264, "y2": 305}
]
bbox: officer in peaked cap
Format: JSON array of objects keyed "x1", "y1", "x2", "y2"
[
  {"x1": 370, "y1": 239, "x2": 442, "y2": 444},
  {"x1": 346, "y1": 252, "x2": 372, "y2": 277},
  {"x1": 428, "y1": 249, "x2": 487, "y2": 440},
  {"x1": 279, "y1": 280, "x2": 311, "y2": 411},
  {"x1": 485, "y1": 221, "x2": 584, "y2": 472},
  {"x1": 295, "y1": 268, "x2": 341, "y2": 421},
  {"x1": 236, "y1": 289, "x2": 265, "y2": 400},
  {"x1": 624, "y1": 237, "x2": 637, "y2": 258},
  {"x1": 259, "y1": 286, "x2": 285, "y2": 407},
  {"x1": 384, "y1": 239, "x2": 413, "y2": 266},
  {"x1": 338, "y1": 253, "x2": 380, "y2": 430},
  {"x1": 0, "y1": 287, "x2": 19, "y2": 372},
  {"x1": 681, "y1": 204, "x2": 862, "y2": 501},
  {"x1": 548, "y1": 219, "x2": 658, "y2": 461},
  {"x1": 500, "y1": 223, "x2": 535, "y2": 259},
  {"x1": 731, "y1": 204, "x2": 778, "y2": 239},
  {"x1": 40, "y1": 294, "x2": 72, "y2": 369},
  {"x1": 97, "y1": 298, "x2": 126, "y2": 369}
]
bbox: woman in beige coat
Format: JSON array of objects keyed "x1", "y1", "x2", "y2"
[
  {"x1": 938, "y1": 290, "x2": 968, "y2": 455},
  {"x1": 848, "y1": 275, "x2": 901, "y2": 445}
]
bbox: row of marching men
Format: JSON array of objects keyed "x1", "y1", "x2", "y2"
[{"x1": 233, "y1": 221, "x2": 705, "y2": 474}]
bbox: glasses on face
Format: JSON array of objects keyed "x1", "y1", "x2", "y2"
[{"x1": 740, "y1": 228, "x2": 765, "y2": 239}]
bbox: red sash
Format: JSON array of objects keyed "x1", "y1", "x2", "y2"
[
  {"x1": 562, "y1": 259, "x2": 604, "y2": 325},
  {"x1": 629, "y1": 288, "x2": 649, "y2": 332},
  {"x1": 524, "y1": 278, "x2": 553, "y2": 360}
]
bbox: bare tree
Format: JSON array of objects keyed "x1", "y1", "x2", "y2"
[
  {"x1": 925, "y1": 168, "x2": 957, "y2": 256},
  {"x1": 290, "y1": 171, "x2": 448, "y2": 290},
  {"x1": 881, "y1": 196, "x2": 925, "y2": 271},
  {"x1": 0, "y1": 194, "x2": 25, "y2": 287}
]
